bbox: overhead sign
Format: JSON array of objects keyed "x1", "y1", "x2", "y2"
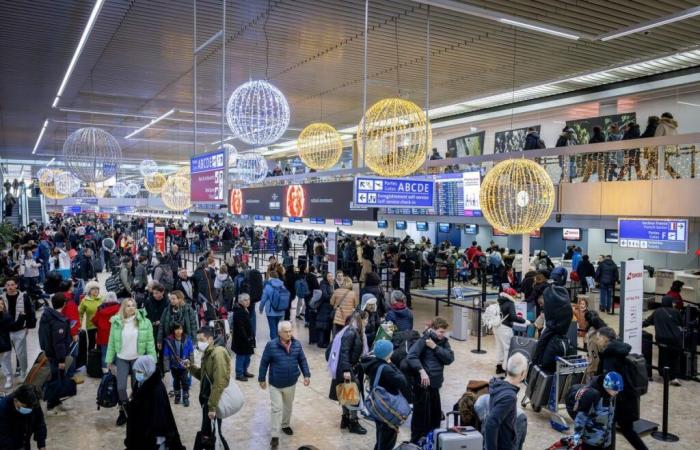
[
  {"x1": 191, "y1": 148, "x2": 227, "y2": 204},
  {"x1": 462, "y1": 171, "x2": 482, "y2": 217},
  {"x1": 620, "y1": 259, "x2": 644, "y2": 354},
  {"x1": 618, "y1": 218, "x2": 688, "y2": 253},
  {"x1": 353, "y1": 176, "x2": 434, "y2": 208},
  {"x1": 605, "y1": 229, "x2": 618, "y2": 243},
  {"x1": 562, "y1": 228, "x2": 581, "y2": 241}
]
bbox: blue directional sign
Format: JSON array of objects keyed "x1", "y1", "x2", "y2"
[
  {"x1": 618, "y1": 218, "x2": 688, "y2": 253},
  {"x1": 354, "y1": 176, "x2": 434, "y2": 208}
]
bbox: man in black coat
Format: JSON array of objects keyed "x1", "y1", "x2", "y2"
[
  {"x1": 532, "y1": 285, "x2": 573, "y2": 373},
  {"x1": 167, "y1": 244, "x2": 183, "y2": 278},
  {"x1": 483, "y1": 353, "x2": 528, "y2": 450},
  {"x1": 576, "y1": 255, "x2": 596, "y2": 294},
  {"x1": 643, "y1": 295, "x2": 683, "y2": 385},
  {"x1": 595, "y1": 256, "x2": 619, "y2": 313},
  {"x1": 0, "y1": 384, "x2": 47, "y2": 450},
  {"x1": 38, "y1": 293, "x2": 72, "y2": 412}
]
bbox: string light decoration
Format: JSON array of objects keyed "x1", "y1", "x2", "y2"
[
  {"x1": 37, "y1": 168, "x2": 53, "y2": 184},
  {"x1": 139, "y1": 159, "x2": 158, "y2": 177},
  {"x1": 226, "y1": 80, "x2": 290, "y2": 145},
  {"x1": 479, "y1": 159, "x2": 555, "y2": 234},
  {"x1": 144, "y1": 172, "x2": 166, "y2": 194},
  {"x1": 39, "y1": 169, "x2": 68, "y2": 200},
  {"x1": 62, "y1": 127, "x2": 121, "y2": 182},
  {"x1": 221, "y1": 143, "x2": 238, "y2": 167},
  {"x1": 161, "y1": 175, "x2": 191, "y2": 211},
  {"x1": 357, "y1": 98, "x2": 431, "y2": 177},
  {"x1": 232, "y1": 153, "x2": 268, "y2": 184},
  {"x1": 86, "y1": 182, "x2": 109, "y2": 198},
  {"x1": 175, "y1": 165, "x2": 190, "y2": 178},
  {"x1": 297, "y1": 123, "x2": 343, "y2": 170},
  {"x1": 126, "y1": 183, "x2": 140, "y2": 196},
  {"x1": 54, "y1": 172, "x2": 81, "y2": 195},
  {"x1": 112, "y1": 182, "x2": 128, "y2": 198}
]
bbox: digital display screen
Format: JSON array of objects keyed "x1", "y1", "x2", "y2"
[
  {"x1": 605, "y1": 229, "x2": 618, "y2": 243},
  {"x1": 563, "y1": 228, "x2": 581, "y2": 241},
  {"x1": 463, "y1": 224, "x2": 478, "y2": 235},
  {"x1": 416, "y1": 222, "x2": 428, "y2": 231},
  {"x1": 438, "y1": 223, "x2": 451, "y2": 233},
  {"x1": 396, "y1": 221, "x2": 407, "y2": 230},
  {"x1": 377, "y1": 220, "x2": 388, "y2": 229},
  {"x1": 618, "y1": 218, "x2": 688, "y2": 253}
]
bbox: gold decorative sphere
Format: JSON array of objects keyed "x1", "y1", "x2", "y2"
[
  {"x1": 479, "y1": 159, "x2": 554, "y2": 234},
  {"x1": 86, "y1": 182, "x2": 109, "y2": 198},
  {"x1": 39, "y1": 169, "x2": 68, "y2": 200},
  {"x1": 161, "y1": 175, "x2": 191, "y2": 211},
  {"x1": 297, "y1": 123, "x2": 343, "y2": 170},
  {"x1": 357, "y1": 98, "x2": 431, "y2": 177},
  {"x1": 175, "y1": 165, "x2": 190, "y2": 178},
  {"x1": 144, "y1": 172, "x2": 166, "y2": 194}
]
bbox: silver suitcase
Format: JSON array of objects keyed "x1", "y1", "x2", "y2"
[{"x1": 432, "y1": 412, "x2": 484, "y2": 450}]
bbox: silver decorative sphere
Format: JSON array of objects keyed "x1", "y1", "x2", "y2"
[
  {"x1": 232, "y1": 153, "x2": 268, "y2": 184},
  {"x1": 112, "y1": 182, "x2": 128, "y2": 198},
  {"x1": 126, "y1": 183, "x2": 140, "y2": 196},
  {"x1": 226, "y1": 80, "x2": 290, "y2": 145},
  {"x1": 54, "y1": 171, "x2": 81, "y2": 195},
  {"x1": 139, "y1": 159, "x2": 158, "y2": 177},
  {"x1": 62, "y1": 127, "x2": 121, "y2": 182}
]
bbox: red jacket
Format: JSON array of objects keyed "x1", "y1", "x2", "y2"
[
  {"x1": 61, "y1": 300, "x2": 81, "y2": 337},
  {"x1": 466, "y1": 245, "x2": 478, "y2": 263},
  {"x1": 666, "y1": 290, "x2": 683, "y2": 310},
  {"x1": 91, "y1": 302, "x2": 120, "y2": 346}
]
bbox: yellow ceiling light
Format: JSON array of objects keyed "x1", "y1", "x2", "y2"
[
  {"x1": 357, "y1": 98, "x2": 431, "y2": 177},
  {"x1": 297, "y1": 122, "x2": 343, "y2": 170},
  {"x1": 39, "y1": 169, "x2": 68, "y2": 200},
  {"x1": 144, "y1": 172, "x2": 166, "y2": 194},
  {"x1": 479, "y1": 159, "x2": 554, "y2": 234},
  {"x1": 161, "y1": 175, "x2": 191, "y2": 211}
]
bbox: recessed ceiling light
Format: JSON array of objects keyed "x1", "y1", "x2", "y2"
[
  {"x1": 599, "y1": 6, "x2": 700, "y2": 42},
  {"x1": 499, "y1": 18, "x2": 580, "y2": 40}
]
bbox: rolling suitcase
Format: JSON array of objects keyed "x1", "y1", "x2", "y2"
[
  {"x1": 76, "y1": 329, "x2": 88, "y2": 369},
  {"x1": 432, "y1": 411, "x2": 483, "y2": 450},
  {"x1": 525, "y1": 365, "x2": 553, "y2": 411},
  {"x1": 297, "y1": 255, "x2": 308, "y2": 270},
  {"x1": 642, "y1": 331, "x2": 653, "y2": 379},
  {"x1": 508, "y1": 335, "x2": 537, "y2": 362},
  {"x1": 87, "y1": 348, "x2": 103, "y2": 378}
]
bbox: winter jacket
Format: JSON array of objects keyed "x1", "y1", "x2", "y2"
[
  {"x1": 576, "y1": 260, "x2": 595, "y2": 285},
  {"x1": 193, "y1": 266, "x2": 217, "y2": 305},
  {"x1": 329, "y1": 326, "x2": 366, "y2": 401},
  {"x1": 174, "y1": 276, "x2": 196, "y2": 305},
  {"x1": 406, "y1": 330, "x2": 454, "y2": 389},
  {"x1": 144, "y1": 295, "x2": 168, "y2": 328},
  {"x1": 75, "y1": 254, "x2": 95, "y2": 281},
  {"x1": 525, "y1": 281, "x2": 548, "y2": 307},
  {"x1": 259, "y1": 278, "x2": 287, "y2": 317},
  {"x1": 598, "y1": 339, "x2": 639, "y2": 422},
  {"x1": 0, "y1": 292, "x2": 36, "y2": 332},
  {"x1": 524, "y1": 132, "x2": 542, "y2": 150},
  {"x1": 497, "y1": 297, "x2": 525, "y2": 329},
  {"x1": 360, "y1": 356, "x2": 410, "y2": 399},
  {"x1": 365, "y1": 310, "x2": 381, "y2": 347},
  {"x1": 105, "y1": 309, "x2": 157, "y2": 365},
  {"x1": 78, "y1": 295, "x2": 103, "y2": 330},
  {"x1": 258, "y1": 337, "x2": 311, "y2": 389},
  {"x1": 0, "y1": 310, "x2": 12, "y2": 353},
  {"x1": 483, "y1": 378, "x2": 520, "y2": 450},
  {"x1": 120, "y1": 265, "x2": 133, "y2": 294},
  {"x1": 331, "y1": 288, "x2": 357, "y2": 327},
  {"x1": 533, "y1": 285, "x2": 573, "y2": 372},
  {"x1": 571, "y1": 377, "x2": 616, "y2": 448},
  {"x1": 641, "y1": 123, "x2": 657, "y2": 138},
  {"x1": 0, "y1": 394, "x2": 47, "y2": 450},
  {"x1": 188, "y1": 344, "x2": 231, "y2": 413},
  {"x1": 571, "y1": 252, "x2": 582, "y2": 273},
  {"x1": 133, "y1": 263, "x2": 148, "y2": 291},
  {"x1": 162, "y1": 335, "x2": 194, "y2": 371},
  {"x1": 230, "y1": 304, "x2": 255, "y2": 355},
  {"x1": 386, "y1": 304, "x2": 414, "y2": 332},
  {"x1": 157, "y1": 303, "x2": 198, "y2": 345},
  {"x1": 654, "y1": 117, "x2": 678, "y2": 137},
  {"x1": 91, "y1": 301, "x2": 120, "y2": 346},
  {"x1": 61, "y1": 300, "x2": 81, "y2": 337},
  {"x1": 38, "y1": 307, "x2": 72, "y2": 363},
  {"x1": 595, "y1": 259, "x2": 619, "y2": 287},
  {"x1": 642, "y1": 296, "x2": 682, "y2": 344}
]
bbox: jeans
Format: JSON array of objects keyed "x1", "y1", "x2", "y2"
[
  {"x1": 9, "y1": 330, "x2": 28, "y2": 376},
  {"x1": 235, "y1": 354, "x2": 251, "y2": 377},
  {"x1": 375, "y1": 420, "x2": 398, "y2": 450},
  {"x1": 114, "y1": 357, "x2": 137, "y2": 403},
  {"x1": 267, "y1": 315, "x2": 281, "y2": 340},
  {"x1": 46, "y1": 359, "x2": 63, "y2": 410},
  {"x1": 250, "y1": 307, "x2": 257, "y2": 338},
  {"x1": 269, "y1": 384, "x2": 296, "y2": 438},
  {"x1": 600, "y1": 285, "x2": 613, "y2": 311},
  {"x1": 171, "y1": 367, "x2": 190, "y2": 394}
]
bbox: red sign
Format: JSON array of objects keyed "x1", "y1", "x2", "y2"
[
  {"x1": 229, "y1": 189, "x2": 243, "y2": 215},
  {"x1": 155, "y1": 226, "x2": 166, "y2": 254},
  {"x1": 286, "y1": 185, "x2": 305, "y2": 217}
]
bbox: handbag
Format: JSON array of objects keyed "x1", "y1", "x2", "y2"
[
  {"x1": 205, "y1": 374, "x2": 245, "y2": 419},
  {"x1": 336, "y1": 380, "x2": 361, "y2": 407},
  {"x1": 363, "y1": 364, "x2": 411, "y2": 431}
]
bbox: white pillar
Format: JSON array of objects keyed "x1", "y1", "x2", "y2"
[{"x1": 521, "y1": 233, "x2": 530, "y2": 274}]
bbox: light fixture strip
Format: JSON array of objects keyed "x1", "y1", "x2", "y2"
[
  {"x1": 31, "y1": 120, "x2": 49, "y2": 155},
  {"x1": 600, "y1": 6, "x2": 700, "y2": 42},
  {"x1": 47, "y1": 158, "x2": 56, "y2": 166},
  {"x1": 124, "y1": 109, "x2": 177, "y2": 139},
  {"x1": 52, "y1": 0, "x2": 106, "y2": 108},
  {"x1": 499, "y1": 18, "x2": 580, "y2": 40}
]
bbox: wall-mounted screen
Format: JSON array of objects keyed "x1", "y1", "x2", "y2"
[
  {"x1": 463, "y1": 224, "x2": 478, "y2": 235},
  {"x1": 563, "y1": 228, "x2": 581, "y2": 241},
  {"x1": 605, "y1": 229, "x2": 618, "y2": 243},
  {"x1": 396, "y1": 221, "x2": 407, "y2": 231},
  {"x1": 618, "y1": 218, "x2": 688, "y2": 253},
  {"x1": 446, "y1": 131, "x2": 485, "y2": 158},
  {"x1": 377, "y1": 220, "x2": 388, "y2": 229},
  {"x1": 416, "y1": 222, "x2": 428, "y2": 231},
  {"x1": 438, "y1": 223, "x2": 451, "y2": 233}
]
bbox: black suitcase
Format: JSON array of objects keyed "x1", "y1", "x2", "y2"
[
  {"x1": 75, "y1": 329, "x2": 88, "y2": 368},
  {"x1": 297, "y1": 255, "x2": 308, "y2": 270},
  {"x1": 87, "y1": 348, "x2": 103, "y2": 378},
  {"x1": 509, "y1": 335, "x2": 537, "y2": 362},
  {"x1": 642, "y1": 331, "x2": 653, "y2": 378}
]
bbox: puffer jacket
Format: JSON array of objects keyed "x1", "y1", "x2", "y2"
[
  {"x1": 533, "y1": 285, "x2": 573, "y2": 372},
  {"x1": 105, "y1": 309, "x2": 157, "y2": 365},
  {"x1": 654, "y1": 117, "x2": 678, "y2": 137},
  {"x1": 329, "y1": 326, "x2": 365, "y2": 401},
  {"x1": 483, "y1": 377, "x2": 520, "y2": 450},
  {"x1": 497, "y1": 296, "x2": 525, "y2": 329},
  {"x1": 157, "y1": 303, "x2": 198, "y2": 345},
  {"x1": 642, "y1": 296, "x2": 682, "y2": 344},
  {"x1": 386, "y1": 304, "x2": 414, "y2": 332},
  {"x1": 331, "y1": 288, "x2": 357, "y2": 327},
  {"x1": 595, "y1": 259, "x2": 618, "y2": 287},
  {"x1": 406, "y1": 330, "x2": 454, "y2": 389},
  {"x1": 92, "y1": 301, "x2": 120, "y2": 346},
  {"x1": 258, "y1": 337, "x2": 311, "y2": 389}
]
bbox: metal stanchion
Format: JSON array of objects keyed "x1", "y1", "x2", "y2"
[
  {"x1": 651, "y1": 366, "x2": 679, "y2": 442},
  {"x1": 471, "y1": 265, "x2": 487, "y2": 355}
]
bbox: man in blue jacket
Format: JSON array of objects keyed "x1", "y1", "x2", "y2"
[
  {"x1": 258, "y1": 320, "x2": 311, "y2": 449},
  {"x1": 483, "y1": 353, "x2": 528, "y2": 450}
]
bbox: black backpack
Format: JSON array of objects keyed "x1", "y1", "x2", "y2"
[
  {"x1": 96, "y1": 372, "x2": 119, "y2": 409},
  {"x1": 622, "y1": 354, "x2": 649, "y2": 396},
  {"x1": 246, "y1": 269, "x2": 263, "y2": 302}
]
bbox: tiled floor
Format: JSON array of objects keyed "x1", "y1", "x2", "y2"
[{"x1": 4, "y1": 272, "x2": 698, "y2": 450}]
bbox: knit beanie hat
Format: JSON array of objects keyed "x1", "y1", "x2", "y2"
[
  {"x1": 373, "y1": 339, "x2": 393, "y2": 360},
  {"x1": 84, "y1": 281, "x2": 100, "y2": 296}
]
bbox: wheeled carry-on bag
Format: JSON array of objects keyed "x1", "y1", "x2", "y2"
[
  {"x1": 525, "y1": 365, "x2": 553, "y2": 411},
  {"x1": 432, "y1": 411, "x2": 483, "y2": 450},
  {"x1": 508, "y1": 335, "x2": 537, "y2": 362}
]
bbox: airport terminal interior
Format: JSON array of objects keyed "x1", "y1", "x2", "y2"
[{"x1": 2, "y1": 1, "x2": 700, "y2": 449}]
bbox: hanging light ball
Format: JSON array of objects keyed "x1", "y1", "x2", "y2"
[
  {"x1": 54, "y1": 172, "x2": 81, "y2": 195},
  {"x1": 62, "y1": 127, "x2": 121, "y2": 182},
  {"x1": 126, "y1": 183, "x2": 140, "y2": 196},
  {"x1": 357, "y1": 98, "x2": 431, "y2": 177},
  {"x1": 232, "y1": 153, "x2": 268, "y2": 184},
  {"x1": 39, "y1": 169, "x2": 68, "y2": 200},
  {"x1": 479, "y1": 159, "x2": 555, "y2": 234},
  {"x1": 161, "y1": 175, "x2": 191, "y2": 211},
  {"x1": 112, "y1": 182, "x2": 128, "y2": 198},
  {"x1": 144, "y1": 172, "x2": 166, "y2": 194},
  {"x1": 86, "y1": 182, "x2": 109, "y2": 198},
  {"x1": 226, "y1": 80, "x2": 290, "y2": 145},
  {"x1": 297, "y1": 123, "x2": 343, "y2": 170},
  {"x1": 139, "y1": 159, "x2": 158, "y2": 177},
  {"x1": 37, "y1": 168, "x2": 53, "y2": 184}
]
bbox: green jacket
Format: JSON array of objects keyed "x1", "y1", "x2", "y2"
[
  {"x1": 78, "y1": 295, "x2": 103, "y2": 330},
  {"x1": 157, "y1": 303, "x2": 198, "y2": 345},
  {"x1": 189, "y1": 344, "x2": 231, "y2": 412},
  {"x1": 105, "y1": 309, "x2": 156, "y2": 364}
]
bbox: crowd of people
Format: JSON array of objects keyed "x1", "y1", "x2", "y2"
[{"x1": 0, "y1": 213, "x2": 687, "y2": 450}]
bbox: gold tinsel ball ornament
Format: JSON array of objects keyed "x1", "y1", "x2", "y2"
[
  {"x1": 144, "y1": 172, "x2": 166, "y2": 194},
  {"x1": 161, "y1": 175, "x2": 191, "y2": 212},
  {"x1": 357, "y1": 98, "x2": 431, "y2": 177},
  {"x1": 297, "y1": 123, "x2": 343, "y2": 170},
  {"x1": 479, "y1": 159, "x2": 555, "y2": 234}
]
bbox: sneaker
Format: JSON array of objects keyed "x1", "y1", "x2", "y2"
[
  {"x1": 183, "y1": 397, "x2": 190, "y2": 407},
  {"x1": 46, "y1": 408, "x2": 67, "y2": 416},
  {"x1": 281, "y1": 427, "x2": 293, "y2": 436},
  {"x1": 244, "y1": 372, "x2": 254, "y2": 378},
  {"x1": 4, "y1": 377, "x2": 12, "y2": 389},
  {"x1": 671, "y1": 379, "x2": 682, "y2": 386},
  {"x1": 270, "y1": 437, "x2": 279, "y2": 448}
]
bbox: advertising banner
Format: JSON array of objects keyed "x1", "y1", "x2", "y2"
[
  {"x1": 146, "y1": 223, "x2": 155, "y2": 246},
  {"x1": 353, "y1": 176, "x2": 434, "y2": 208},
  {"x1": 191, "y1": 148, "x2": 227, "y2": 204},
  {"x1": 620, "y1": 259, "x2": 644, "y2": 354},
  {"x1": 232, "y1": 181, "x2": 375, "y2": 221},
  {"x1": 618, "y1": 218, "x2": 688, "y2": 253},
  {"x1": 327, "y1": 232, "x2": 337, "y2": 276},
  {"x1": 155, "y1": 226, "x2": 166, "y2": 254},
  {"x1": 462, "y1": 171, "x2": 482, "y2": 217}
]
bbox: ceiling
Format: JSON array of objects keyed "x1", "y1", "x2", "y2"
[{"x1": 2, "y1": 0, "x2": 700, "y2": 172}]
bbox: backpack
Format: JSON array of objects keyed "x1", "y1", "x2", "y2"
[
  {"x1": 565, "y1": 384, "x2": 592, "y2": 420},
  {"x1": 483, "y1": 303, "x2": 503, "y2": 329},
  {"x1": 25, "y1": 352, "x2": 52, "y2": 390},
  {"x1": 219, "y1": 277, "x2": 235, "y2": 305},
  {"x1": 246, "y1": 269, "x2": 263, "y2": 302},
  {"x1": 96, "y1": 372, "x2": 119, "y2": 409},
  {"x1": 390, "y1": 329, "x2": 421, "y2": 367},
  {"x1": 269, "y1": 284, "x2": 291, "y2": 312},
  {"x1": 156, "y1": 265, "x2": 174, "y2": 291},
  {"x1": 622, "y1": 354, "x2": 649, "y2": 396},
  {"x1": 294, "y1": 278, "x2": 309, "y2": 300}
]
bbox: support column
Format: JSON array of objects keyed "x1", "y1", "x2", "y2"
[{"x1": 521, "y1": 233, "x2": 530, "y2": 275}]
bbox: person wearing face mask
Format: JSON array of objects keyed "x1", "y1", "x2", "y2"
[
  {"x1": 105, "y1": 298, "x2": 157, "y2": 427},
  {"x1": 125, "y1": 355, "x2": 185, "y2": 450},
  {"x1": 0, "y1": 384, "x2": 47, "y2": 450},
  {"x1": 483, "y1": 353, "x2": 529, "y2": 450},
  {"x1": 185, "y1": 325, "x2": 232, "y2": 450}
]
